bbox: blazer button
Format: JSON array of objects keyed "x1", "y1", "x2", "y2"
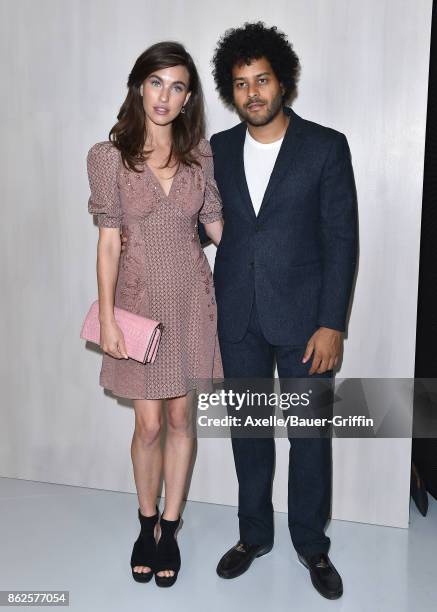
[{"x1": 249, "y1": 261, "x2": 254, "y2": 268}]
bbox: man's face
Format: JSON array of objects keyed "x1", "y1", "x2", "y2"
[{"x1": 231, "y1": 56, "x2": 284, "y2": 126}]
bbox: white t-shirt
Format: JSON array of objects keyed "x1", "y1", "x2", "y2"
[{"x1": 243, "y1": 128, "x2": 284, "y2": 216}]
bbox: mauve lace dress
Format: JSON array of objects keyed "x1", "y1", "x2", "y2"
[{"x1": 86, "y1": 138, "x2": 224, "y2": 400}]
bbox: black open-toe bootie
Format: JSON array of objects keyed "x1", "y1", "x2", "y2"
[
  {"x1": 130, "y1": 506, "x2": 160, "y2": 583},
  {"x1": 154, "y1": 515, "x2": 181, "y2": 587}
]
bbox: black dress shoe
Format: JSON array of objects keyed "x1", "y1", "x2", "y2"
[
  {"x1": 216, "y1": 540, "x2": 273, "y2": 579},
  {"x1": 297, "y1": 552, "x2": 343, "y2": 599}
]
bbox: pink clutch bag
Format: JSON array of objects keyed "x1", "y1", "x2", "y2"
[{"x1": 80, "y1": 300, "x2": 163, "y2": 364}]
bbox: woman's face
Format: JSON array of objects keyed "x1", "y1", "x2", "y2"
[{"x1": 141, "y1": 64, "x2": 191, "y2": 127}]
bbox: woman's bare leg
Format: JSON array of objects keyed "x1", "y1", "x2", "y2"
[
  {"x1": 156, "y1": 391, "x2": 195, "y2": 578},
  {"x1": 131, "y1": 398, "x2": 163, "y2": 575}
]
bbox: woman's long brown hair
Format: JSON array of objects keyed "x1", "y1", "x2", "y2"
[{"x1": 109, "y1": 41, "x2": 206, "y2": 172}]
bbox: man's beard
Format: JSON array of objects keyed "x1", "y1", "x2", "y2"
[{"x1": 236, "y1": 92, "x2": 283, "y2": 126}]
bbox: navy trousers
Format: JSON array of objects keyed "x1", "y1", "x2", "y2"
[{"x1": 218, "y1": 293, "x2": 332, "y2": 557}]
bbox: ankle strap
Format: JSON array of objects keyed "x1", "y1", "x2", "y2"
[
  {"x1": 138, "y1": 506, "x2": 159, "y2": 526},
  {"x1": 160, "y1": 515, "x2": 181, "y2": 530}
]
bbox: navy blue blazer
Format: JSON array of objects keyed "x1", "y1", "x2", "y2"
[{"x1": 199, "y1": 106, "x2": 358, "y2": 346}]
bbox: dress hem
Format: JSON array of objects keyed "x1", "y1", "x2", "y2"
[{"x1": 98, "y1": 380, "x2": 223, "y2": 401}]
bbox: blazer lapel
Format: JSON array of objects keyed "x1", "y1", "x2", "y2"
[
  {"x1": 229, "y1": 106, "x2": 306, "y2": 221},
  {"x1": 257, "y1": 107, "x2": 305, "y2": 218},
  {"x1": 231, "y1": 121, "x2": 257, "y2": 220}
]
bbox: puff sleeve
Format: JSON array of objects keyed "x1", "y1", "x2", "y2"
[
  {"x1": 198, "y1": 138, "x2": 223, "y2": 225},
  {"x1": 86, "y1": 141, "x2": 122, "y2": 228}
]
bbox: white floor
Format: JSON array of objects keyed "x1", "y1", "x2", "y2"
[{"x1": 0, "y1": 477, "x2": 436, "y2": 611}]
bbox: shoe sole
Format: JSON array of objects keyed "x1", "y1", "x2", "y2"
[
  {"x1": 217, "y1": 544, "x2": 273, "y2": 579},
  {"x1": 155, "y1": 577, "x2": 176, "y2": 589},
  {"x1": 132, "y1": 569, "x2": 154, "y2": 583},
  {"x1": 297, "y1": 556, "x2": 343, "y2": 600}
]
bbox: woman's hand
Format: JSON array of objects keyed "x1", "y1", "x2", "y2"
[{"x1": 100, "y1": 319, "x2": 129, "y2": 359}]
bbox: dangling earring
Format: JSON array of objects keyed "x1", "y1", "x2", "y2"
[{"x1": 180, "y1": 106, "x2": 186, "y2": 114}]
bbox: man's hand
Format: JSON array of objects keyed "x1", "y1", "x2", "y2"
[
  {"x1": 120, "y1": 230, "x2": 127, "y2": 252},
  {"x1": 302, "y1": 327, "x2": 343, "y2": 375}
]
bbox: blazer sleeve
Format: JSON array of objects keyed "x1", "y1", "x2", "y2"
[
  {"x1": 86, "y1": 141, "x2": 122, "y2": 228},
  {"x1": 317, "y1": 132, "x2": 358, "y2": 331}
]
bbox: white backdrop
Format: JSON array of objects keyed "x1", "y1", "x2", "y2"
[{"x1": 0, "y1": 0, "x2": 432, "y2": 529}]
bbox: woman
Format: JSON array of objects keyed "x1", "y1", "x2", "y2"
[{"x1": 86, "y1": 41, "x2": 224, "y2": 587}]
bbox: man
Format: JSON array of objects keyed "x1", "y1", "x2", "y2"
[
  {"x1": 122, "y1": 22, "x2": 358, "y2": 599},
  {"x1": 199, "y1": 22, "x2": 358, "y2": 600}
]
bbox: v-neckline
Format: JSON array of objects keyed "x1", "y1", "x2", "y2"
[{"x1": 145, "y1": 161, "x2": 179, "y2": 199}]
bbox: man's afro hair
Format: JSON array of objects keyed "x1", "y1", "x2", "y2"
[{"x1": 212, "y1": 21, "x2": 301, "y2": 108}]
